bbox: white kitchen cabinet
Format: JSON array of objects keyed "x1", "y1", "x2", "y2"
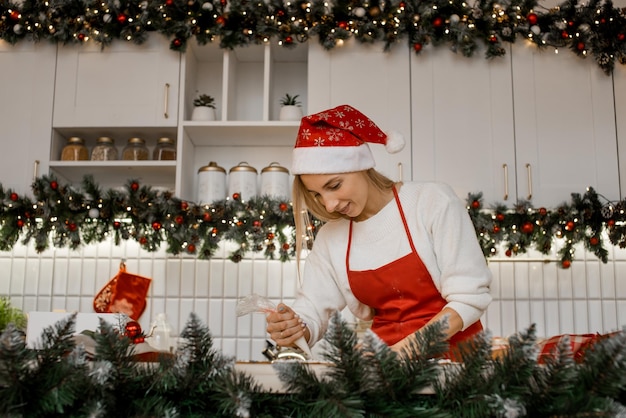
[
  {"x1": 307, "y1": 40, "x2": 412, "y2": 183},
  {"x1": 410, "y1": 42, "x2": 620, "y2": 208},
  {"x1": 410, "y1": 44, "x2": 516, "y2": 204},
  {"x1": 177, "y1": 41, "x2": 308, "y2": 202},
  {"x1": 53, "y1": 35, "x2": 180, "y2": 127},
  {"x1": 510, "y1": 43, "x2": 619, "y2": 207},
  {"x1": 0, "y1": 42, "x2": 56, "y2": 196},
  {"x1": 50, "y1": 36, "x2": 181, "y2": 191}
]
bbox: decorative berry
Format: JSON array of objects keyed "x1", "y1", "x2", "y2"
[
  {"x1": 589, "y1": 236, "x2": 599, "y2": 246},
  {"x1": 17, "y1": 219, "x2": 24, "y2": 228},
  {"x1": 527, "y1": 13, "x2": 538, "y2": 25},
  {"x1": 496, "y1": 213, "x2": 505, "y2": 222},
  {"x1": 139, "y1": 236, "x2": 148, "y2": 245},
  {"x1": 232, "y1": 192, "x2": 240, "y2": 200},
  {"x1": 521, "y1": 222, "x2": 534, "y2": 234},
  {"x1": 267, "y1": 232, "x2": 275, "y2": 240},
  {"x1": 282, "y1": 243, "x2": 290, "y2": 251},
  {"x1": 117, "y1": 13, "x2": 127, "y2": 24},
  {"x1": 131, "y1": 182, "x2": 139, "y2": 192},
  {"x1": 471, "y1": 200, "x2": 480, "y2": 209},
  {"x1": 187, "y1": 244, "x2": 196, "y2": 253},
  {"x1": 432, "y1": 17, "x2": 443, "y2": 28},
  {"x1": 203, "y1": 212, "x2": 212, "y2": 222},
  {"x1": 413, "y1": 42, "x2": 423, "y2": 53},
  {"x1": 68, "y1": 223, "x2": 77, "y2": 232},
  {"x1": 172, "y1": 38, "x2": 183, "y2": 48},
  {"x1": 505, "y1": 249, "x2": 512, "y2": 257},
  {"x1": 565, "y1": 220, "x2": 575, "y2": 231},
  {"x1": 539, "y1": 207, "x2": 547, "y2": 216},
  {"x1": 576, "y1": 42, "x2": 585, "y2": 51},
  {"x1": 493, "y1": 225, "x2": 500, "y2": 233},
  {"x1": 561, "y1": 30, "x2": 569, "y2": 39},
  {"x1": 561, "y1": 259, "x2": 571, "y2": 269},
  {"x1": 9, "y1": 192, "x2": 18, "y2": 201},
  {"x1": 50, "y1": 181, "x2": 58, "y2": 190},
  {"x1": 175, "y1": 215, "x2": 184, "y2": 225},
  {"x1": 125, "y1": 321, "x2": 142, "y2": 338},
  {"x1": 279, "y1": 202, "x2": 288, "y2": 212},
  {"x1": 133, "y1": 336, "x2": 145, "y2": 344},
  {"x1": 152, "y1": 221, "x2": 161, "y2": 230}
]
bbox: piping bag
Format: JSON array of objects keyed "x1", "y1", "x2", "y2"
[{"x1": 236, "y1": 293, "x2": 312, "y2": 359}]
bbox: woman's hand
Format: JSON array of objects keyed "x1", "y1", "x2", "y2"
[{"x1": 265, "y1": 303, "x2": 308, "y2": 347}]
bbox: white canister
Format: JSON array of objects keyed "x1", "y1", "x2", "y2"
[
  {"x1": 228, "y1": 162, "x2": 258, "y2": 200},
  {"x1": 197, "y1": 161, "x2": 226, "y2": 204},
  {"x1": 261, "y1": 162, "x2": 290, "y2": 199}
]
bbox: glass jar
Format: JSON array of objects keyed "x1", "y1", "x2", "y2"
[
  {"x1": 153, "y1": 137, "x2": 176, "y2": 160},
  {"x1": 91, "y1": 137, "x2": 118, "y2": 161},
  {"x1": 61, "y1": 137, "x2": 89, "y2": 161},
  {"x1": 122, "y1": 137, "x2": 149, "y2": 160}
]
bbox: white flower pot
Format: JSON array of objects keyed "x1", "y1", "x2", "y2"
[
  {"x1": 279, "y1": 105, "x2": 303, "y2": 121},
  {"x1": 191, "y1": 106, "x2": 216, "y2": 121}
]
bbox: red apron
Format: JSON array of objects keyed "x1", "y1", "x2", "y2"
[{"x1": 347, "y1": 186, "x2": 482, "y2": 354}]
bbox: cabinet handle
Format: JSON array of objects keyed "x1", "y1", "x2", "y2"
[
  {"x1": 502, "y1": 163, "x2": 509, "y2": 201},
  {"x1": 397, "y1": 162, "x2": 403, "y2": 182},
  {"x1": 526, "y1": 163, "x2": 533, "y2": 200},
  {"x1": 33, "y1": 160, "x2": 40, "y2": 181},
  {"x1": 163, "y1": 83, "x2": 170, "y2": 119}
]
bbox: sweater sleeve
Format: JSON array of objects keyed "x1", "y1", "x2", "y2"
[
  {"x1": 419, "y1": 183, "x2": 492, "y2": 330},
  {"x1": 291, "y1": 224, "x2": 350, "y2": 346}
]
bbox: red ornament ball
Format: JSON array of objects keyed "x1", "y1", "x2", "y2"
[
  {"x1": 521, "y1": 221, "x2": 534, "y2": 234},
  {"x1": 565, "y1": 220, "x2": 575, "y2": 231},
  {"x1": 284, "y1": 36, "x2": 293, "y2": 44},
  {"x1": 117, "y1": 13, "x2": 127, "y2": 24},
  {"x1": 539, "y1": 207, "x2": 547, "y2": 216},
  {"x1": 211, "y1": 227, "x2": 218, "y2": 234},
  {"x1": 471, "y1": 200, "x2": 480, "y2": 209},
  {"x1": 399, "y1": 1, "x2": 406, "y2": 8},
  {"x1": 232, "y1": 192, "x2": 240, "y2": 200},
  {"x1": 77, "y1": 33, "x2": 85, "y2": 41},
  {"x1": 216, "y1": 15, "x2": 226, "y2": 26},
  {"x1": 203, "y1": 212, "x2": 212, "y2": 222},
  {"x1": 16, "y1": 219, "x2": 24, "y2": 228},
  {"x1": 267, "y1": 232, "x2": 275, "y2": 240},
  {"x1": 9, "y1": 192, "x2": 18, "y2": 201},
  {"x1": 561, "y1": 30, "x2": 569, "y2": 39},
  {"x1": 496, "y1": 213, "x2": 505, "y2": 222},
  {"x1": 181, "y1": 201, "x2": 189, "y2": 211},
  {"x1": 617, "y1": 33, "x2": 625, "y2": 42},
  {"x1": 432, "y1": 17, "x2": 443, "y2": 28},
  {"x1": 165, "y1": 0, "x2": 174, "y2": 5},
  {"x1": 172, "y1": 38, "x2": 183, "y2": 48},
  {"x1": 413, "y1": 42, "x2": 423, "y2": 53},
  {"x1": 589, "y1": 236, "x2": 599, "y2": 246},
  {"x1": 187, "y1": 244, "x2": 196, "y2": 253},
  {"x1": 505, "y1": 249, "x2": 512, "y2": 257},
  {"x1": 139, "y1": 236, "x2": 148, "y2": 245},
  {"x1": 338, "y1": 21, "x2": 348, "y2": 29},
  {"x1": 50, "y1": 181, "x2": 58, "y2": 190},
  {"x1": 607, "y1": 219, "x2": 616, "y2": 227},
  {"x1": 175, "y1": 215, "x2": 184, "y2": 225},
  {"x1": 561, "y1": 259, "x2": 571, "y2": 269},
  {"x1": 133, "y1": 336, "x2": 145, "y2": 344},
  {"x1": 152, "y1": 221, "x2": 162, "y2": 230},
  {"x1": 10, "y1": 10, "x2": 20, "y2": 21},
  {"x1": 68, "y1": 223, "x2": 77, "y2": 232},
  {"x1": 130, "y1": 182, "x2": 139, "y2": 192},
  {"x1": 493, "y1": 225, "x2": 501, "y2": 233},
  {"x1": 220, "y1": 0, "x2": 227, "y2": 5},
  {"x1": 282, "y1": 243, "x2": 290, "y2": 251},
  {"x1": 253, "y1": 220, "x2": 261, "y2": 227},
  {"x1": 125, "y1": 321, "x2": 142, "y2": 338},
  {"x1": 113, "y1": 221, "x2": 121, "y2": 229},
  {"x1": 576, "y1": 42, "x2": 585, "y2": 51},
  {"x1": 488, "y1": 35, "x2": 498, "y2": 44},
  {"x1": 279, "y1": 202, "x2": 288, "y2": 212},
  {"x1": 527, "y1": 13, "x2": 538, "y2": 25}
]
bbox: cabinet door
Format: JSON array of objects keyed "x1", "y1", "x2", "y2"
[
  {"x1": 410, "y1": 46, "x2": 516, "y2": 203},
  {"x1": 0, "y1": 42, "x2": 56, "y2": 196},
  {"x1": 308, "y1": 40, "x2": 411, "y2": 182},
  {"x1": 54, "y1": 36, "x2": 180, "y2": 127},
  {"x1": 615, "y1": 64, "x2": 626, "y2": 199},
  {"x1": 511, "y1": 43, "x2": 619, "y2": 207}
]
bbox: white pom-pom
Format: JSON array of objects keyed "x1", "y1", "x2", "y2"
[{"x1": 384, "y1": 130, "x2": 405, "y2": 154}]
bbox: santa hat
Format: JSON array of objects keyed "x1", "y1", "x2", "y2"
[{"x1": 291, "y1": 104, "x2": 405, "y2": 175}]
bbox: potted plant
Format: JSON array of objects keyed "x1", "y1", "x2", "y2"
[
  {"x1": 191, "y1": 93, "x2": 217, "y2": 121},
  {"x1": 279, "y1": 93, "x2": 303, "y2": 121}
]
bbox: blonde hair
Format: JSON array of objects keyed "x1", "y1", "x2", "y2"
[{"x1": 292, "y1": 168, "x2": 395, "y2": 265}]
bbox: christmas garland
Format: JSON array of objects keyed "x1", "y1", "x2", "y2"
[
  {"x1": 1, "y1": 175, "x2": 626, "y2": 267},
  {"x1": 1, "y1": 311, "x2": 624, "y2": 416},
  {"x1": 1, "y1": 0, "x2": 625, "y2": 74}
]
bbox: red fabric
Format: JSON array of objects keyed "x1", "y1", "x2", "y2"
[
  {"x1": 347, "y1": 186, "x2": 482, "y2": 357},
  {"x1": 93, "y1": 265, "x2": 151, "y2": 320},
  {"x1": 537, "y1": 333, "x2": 603, "y2": 363},
  {"x1": 294, "y1": 104, "x2": 387, "y2": 149}
]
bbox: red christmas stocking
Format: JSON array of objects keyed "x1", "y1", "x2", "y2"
[{"x1": 94, "y1": 263, "x2": 152, "y2": 320}]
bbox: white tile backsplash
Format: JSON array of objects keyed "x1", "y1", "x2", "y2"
[{"x1": 2, "y1": 234, "x2": 625, "y2": 361}]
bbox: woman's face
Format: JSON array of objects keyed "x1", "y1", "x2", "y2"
[{"x1": 299, "y1": 172, "x2": 371, "y2": 219}]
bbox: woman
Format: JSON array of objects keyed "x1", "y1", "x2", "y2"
[{"x1": 266, "y1": 104, "x2": 492, "y2": 355}]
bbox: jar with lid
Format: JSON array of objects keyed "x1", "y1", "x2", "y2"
[
  {"x1": 228, "y1": 162, "x2": 258, "y2": 201},
  {"x1": 197, "y1": 161, "x2": 227, "y2": 204},
  {"x1": 91, "y1": 137, "x2": 118, "y2": 161},
  {"x1": 153, "y1": 137, "x2": 176, "y2": 160},
  {"x1": 122, "y1": 137, "x2": 149, "y2": 160},
  {"x1": 61, "y1": 137, "x2": 89, "y2": 161},
  {"x1": 261, "y1": 162, "x2": 290, "y2": 199}
]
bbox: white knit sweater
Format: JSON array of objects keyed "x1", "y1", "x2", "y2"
[{"x1": 292, "y1": 181, "x2": 493, "y2": 347}]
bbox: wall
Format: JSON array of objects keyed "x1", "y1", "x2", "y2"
[{"x1": 2, "y1": 233, "x2": 624, "y2": 361}]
